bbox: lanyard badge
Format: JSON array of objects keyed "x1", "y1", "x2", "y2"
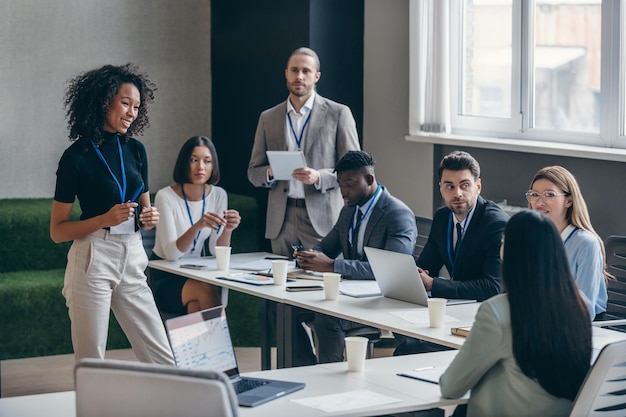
[{"x1": 92, "y1": 137, "x2": 142, "y2": 234}]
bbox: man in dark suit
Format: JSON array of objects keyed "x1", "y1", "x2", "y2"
[
  {"x1": 247, "y1": 47, "x2": 360, "y2": 257},
  {"x1": 395, "y1": 150, "x2": 509, "y2": 355},
  {"x1": 296, "y1": 151, "x2": 417, "y2": 363}
]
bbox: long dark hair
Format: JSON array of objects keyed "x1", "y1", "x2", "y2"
[
  {"x1": 172, "y1": 136, "x2": 221, "y2": 185},
  {"x1": 502, "y1": 210, "x2": 591, "y2": 400},
  {"x1": 64, "y1": 63, "x2": 156, "y2": 146}
]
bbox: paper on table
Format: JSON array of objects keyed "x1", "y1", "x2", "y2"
[
  {"x1": 229, "y1": 259, "x2": 277, "y2": 271},
  {"x1": 266, "y1": 151, "x2": 307, "y2": 180},
  {"x1": 339, "y1": 281, "x2": 382, "y2": 298},
  {"x1": 390, "y1": 310, "x2": 460, "y2": 325},
  {"x1": 291, "y1": 389, "x2": 401, "y2": 413}
]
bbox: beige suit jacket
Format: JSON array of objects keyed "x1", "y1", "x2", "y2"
[
  {"x1": 247, "y1": 94, "x2": 360, "y2": 239},
  {"x1": 440, "y1": 294, "x2": 573, "y2": 417}
]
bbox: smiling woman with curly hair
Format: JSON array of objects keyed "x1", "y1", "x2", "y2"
[
  {"x1": 64, "y1": 63, "x2": 156, "y2": 147},
  {"x1": 50, "y1": 63, "x2": 174, "y2": 365}
]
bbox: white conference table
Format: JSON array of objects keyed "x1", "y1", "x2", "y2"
[
  {"x1": 148, "y1": 253, "x2": 476, "y2": 368},
  {"x1": 148, "y1": 252, "x2": 626, "y2": 368},
  {"x1": 0, "y1": 351, "x2": 466, "y2": 417}
]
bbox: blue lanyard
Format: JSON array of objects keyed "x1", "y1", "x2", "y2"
[
  {"x1": 350, "y1": 185, "x2": 382, "y2": 245},
  {"x1": 92, "y1": 138, "x2": 144, "y2": 204},
  {"x1": 446, "y1": 209, "x2": 472, "y2": 276},
  {"x1": 91, "y1": 137, "x2": 126, "y2": 203},
  {"x1": 181, "y1": 184, "x2": 206, "y2": 253},
  {"x1": 287, "y1": 111, "x2": 311, "y2": 150}
]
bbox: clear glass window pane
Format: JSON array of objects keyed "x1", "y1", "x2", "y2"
[
  {"x1": 533, "y1": 1, "x2": 601, "y2": 132},
  {"x1": 461, "y1": 0, "x2": 513, "y2": 118}
]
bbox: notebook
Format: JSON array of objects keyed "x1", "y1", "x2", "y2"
[
  {"x1": 364, "y1": 247, "x2": 476, "y2": 306},
  {"x1": 339, "y1": 280, "x2": 382, "y2": 298},
  {"x1": 165, "y1": 306, "x2": 305, "y2": 407}
]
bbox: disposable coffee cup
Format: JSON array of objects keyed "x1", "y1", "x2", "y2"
[
  {"x1": 427, "y1": 298, "x2": 447, "y2": 328},
  {"x1": 272, "y1": 260, "x2": 289, "y2": 286},
  {"x1": 214, "y1": 246, "x2": 231, "y2": 271},
  {"x1": 345, "y1": 336, "x2": 368, "y2": 372},
  {"x1": 322, "y1": 272, "x2": 341, "y2": 300}
]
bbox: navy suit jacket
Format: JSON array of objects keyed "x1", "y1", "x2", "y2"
[
  {"x1": 417, "y1": 196, "x2": 509, "y2": 301},
  {"x1": 313, "y1": 186, "x2": 417, "y2": 280}
]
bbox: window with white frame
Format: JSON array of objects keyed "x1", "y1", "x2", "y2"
[{"x1": 410, "y1": 0, "x2": 625, "y2": 149}]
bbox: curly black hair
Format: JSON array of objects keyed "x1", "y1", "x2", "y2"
[{"x1": 64, "y1": 63, "x2": 157, "y2": 146}]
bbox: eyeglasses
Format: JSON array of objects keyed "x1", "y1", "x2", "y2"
[{"x1": 525, "y1": 191, "x2": 569, "y2": 203}]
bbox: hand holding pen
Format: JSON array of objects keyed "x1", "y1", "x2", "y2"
[
  {"x1": 221, "y1": 209, "x2": 241, "y2": 233},
  {"x1": 198, "y1": 211, "x2": 227, "y2": 232}
]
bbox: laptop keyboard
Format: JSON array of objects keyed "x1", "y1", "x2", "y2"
[{"x1": 233, "y1": 378, "x2": 268, "y2": 394}]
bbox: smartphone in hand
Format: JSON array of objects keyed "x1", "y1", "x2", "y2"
[{"x1": 291, "y1": 243, "x2": 305, "y2": 253}]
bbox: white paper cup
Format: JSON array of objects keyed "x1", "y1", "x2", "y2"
[
  {"x1": 427, "y1": 298, "x2": 447, "y2": 328},
  {"x1": 322, "y1": 272, "x2": 341, "y2": 300},
  {"x1": 272, "y1": 260, "x2": 289, "y2": 286},
  {"x1": 345, "y1": 336, "x2": 368, "y2": 372},
  {"x1": 214, "y1": 246, "x2": 231, "y2": 271}
]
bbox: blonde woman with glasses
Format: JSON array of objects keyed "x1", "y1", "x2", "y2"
[{"x1": 526, "y1": 165, "x2": 608, "y2": 319}]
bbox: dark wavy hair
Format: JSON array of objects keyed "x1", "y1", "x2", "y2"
[
  {"x1": 64, "y1": 63, "x2": 156, "y2": 146},
  {"x1": 438, "y1": 150, "x2": 480, "y2": 180},
  {"x1": 172, "y1": 136, "x2": 221, "y2": 185},
  {"x1": 502, "y1": 210, "x2": 591, "y2": 400}
]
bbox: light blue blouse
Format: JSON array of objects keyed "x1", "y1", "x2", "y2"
[{"x1": 562, "y1": 227, "x2": 607, "y2": 317}]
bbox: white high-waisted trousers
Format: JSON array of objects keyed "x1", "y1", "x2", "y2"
[{"x1": 63, "y1": 229, "x2": 174, "y2": 364}]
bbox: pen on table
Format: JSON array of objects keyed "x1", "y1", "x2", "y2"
[
  {"x1": 397, "y1": 373, "x2": 440, "y2": 385},
  {"x1": 413, "y1": 366, "x2": 435, "y2": 372}
]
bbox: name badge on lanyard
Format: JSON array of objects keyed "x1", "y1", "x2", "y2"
[
  {"x1": 92, "y1": 138, "x2": 142, "y2": 235},
  {"x1": 287, "y1": 111, "x2": 311, "y2": 150}
]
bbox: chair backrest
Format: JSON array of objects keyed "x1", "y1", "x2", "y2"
[
  {"x1": 603, "y1": 236, "x2": 626, "y2": 330},
  {"x1": 141, "y1": 227, "x2": 156, "y2": 258},
  {"x1": 75, "y1": 358, "x2": 239, "y2": 417},
  {"x1": 414, "y1": 216, "x2": 433, "y2": 258},
  {"x1": 569, "y1": 339, "x2": 626, "y2": 417}
]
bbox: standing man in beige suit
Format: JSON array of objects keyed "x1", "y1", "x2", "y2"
[{"x1": 248, "y1": 47, "x2": 360, "y2": 258}]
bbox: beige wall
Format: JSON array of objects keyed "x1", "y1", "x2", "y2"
[
  {"x1": 2, "y1": 0, "x2": 436, "y2": 221},
  {"x1": 0, "y1": 0, "x2": 212, "y2": 199},
  {"x1": 363, "y1": 0, "x2": 434, "y2": 217}
]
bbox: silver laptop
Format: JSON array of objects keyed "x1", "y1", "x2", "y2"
[
  {"x1": 165, "y1": 306, "x2": 305, "y2": 407},
  {"x1": 364, "y1": 247, "x2": 476, "y2": 306}
]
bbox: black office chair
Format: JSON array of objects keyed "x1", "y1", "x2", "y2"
[
  {"x1": 595, "y1": 236, "x2": 626, "y2": 332},
  {"x1": 414, "y1": 216, "x2": 433, "y2": 258}
]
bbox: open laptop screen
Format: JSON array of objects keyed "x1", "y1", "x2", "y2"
[{"x1": 165, "y1": 306, "x2": 239, "y2": 378}]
